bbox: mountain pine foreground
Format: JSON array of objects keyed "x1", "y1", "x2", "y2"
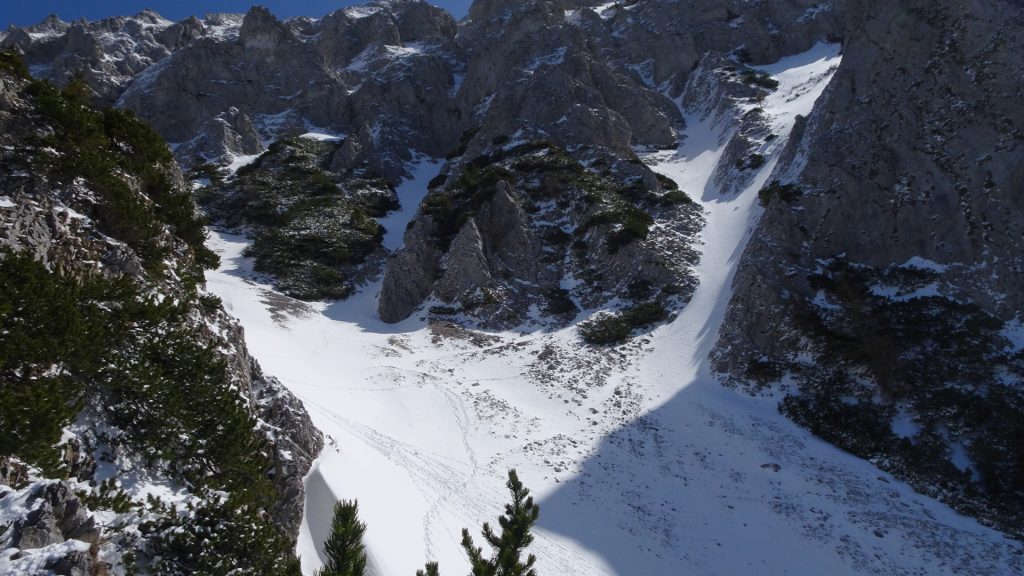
[{"x1": 1, "y1": 1, "x2": 1022, "y2": 575}]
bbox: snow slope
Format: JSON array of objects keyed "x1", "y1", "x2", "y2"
[
  {"x1": 378, "y1": 156, "x2": 442, "y2": 251},
  {"x1": 205, "y1": 44, "x2": 1022, "y2": 576}
]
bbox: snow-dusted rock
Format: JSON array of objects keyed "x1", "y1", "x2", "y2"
[
  {"x1": 175, "y1": 106, "x2": 265, "y2": 165},
  {"x1": 714, "y1": 0, "x2": 1024, "y2": 535}
]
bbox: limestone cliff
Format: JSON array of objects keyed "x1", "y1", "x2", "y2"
[{"x1": 714, "y1": 0, "x2": 1024, "y2": 536}]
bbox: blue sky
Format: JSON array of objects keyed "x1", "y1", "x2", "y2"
[{"x1": 1, "y1": 1, "x2": 472, "y2": 28}]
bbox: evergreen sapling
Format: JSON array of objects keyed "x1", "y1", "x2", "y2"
[
  {"x1": 318, "y1": 499, "x2": 368, "y2": 576},
  {"x1": 418, "y1": 469, "x2": 539, "y2": 576}
]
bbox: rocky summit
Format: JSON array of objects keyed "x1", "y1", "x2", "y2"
[{"x1": 1, "y1": 0, "x2": 1023, "y2": 574}]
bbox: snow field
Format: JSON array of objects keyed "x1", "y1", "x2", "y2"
[{"x1": 206, "y1": 43, "x2": 1022, "y2": 576}]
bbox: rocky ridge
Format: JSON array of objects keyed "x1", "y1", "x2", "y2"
[{"x1": 0, "y1": 60, "x2": 320, "y2": 573}]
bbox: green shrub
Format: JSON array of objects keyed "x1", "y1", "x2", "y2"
[
  {"x1": 417, "y1": 470, "x2": 540, "y2": 576},
  {"x1": 460, "y1": 288, "x2": 499, "y2": 311},
  {"x1": 421, "y1": 164, "x2": 515, "y2": 249},
  {"x1": 143, "y1": 493, "x2": 300, "y2": 576},
  {"x1": 446, "y1": 128, "x2": 478, "y2": 160},
  {"x1": 621, "y1": 301, "x2": 669, "y2": 326},
  {"x1": 544, "y1": 288, "x2": 578, "y2": 316},
  {"x1": 655, "y1": 172, "x2": 680, "y2": 191},
  {"x1": 579, "y1": 301, "x2": 668, "y2": 344},
  {"x1": 79, "y1": 479, "x2": 134, "y2": 514},
  {"x1": 657, "y1": 190, "x2": 693, "y2": 205},
  {"x1": 780, "y1": 391, "x2": 896, "y2": 459},
  {"x1": 428, "y1": 173, "x2": 448, "y2": 189},
  {"x1": 741, "y1": 71, "x2": 779, "y2": 90},
  {"x1": 309, "y1": 171, "x2": 339, "y2": 195},
  {"x1": 583, "y1": 205, "x2": 654, "y2": 253},
  {"x1": 316, "y1": 500, "x2": 368, "y2": 576},
  {"x1": 736, "y1": 153, "x2": 765, "y2": 170},
  {"x1": 744, "y1": 358, "x2": 785, "y2": 383},
  {"x1": 541, "y1": 226, "x2": 573, "y2": 246},
  {"x1": 780, "y1": 258, "x2": 1024, "y2": 536},
  {"x1": 758, "y1": 181, "x2": 802, "y2": 206},
  {"x1": 210, "y1": 152, "x2": 389, "y2": 300},
  {"x1": 2, "y1": 76, "x2": 301, "y2": 571},
  {"x1": 0, "y1": 250, "x2": 280, "y2": 509},
  {"x1": 189, "y1": 162, "x2": 225, "y2": 187},
  {"x1": 0, "y1": 250, "x2": 106, "y2": 473},
  {"x1": 0, "y1": 50, "x2": 30, "y2": 80},
  {"x1": 511, "y1": 148, "x2": 584, "y2": 175}
]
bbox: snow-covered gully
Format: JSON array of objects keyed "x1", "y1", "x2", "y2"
[{"x1": 206, "y1": 44, "x2": 1022, "y2": 576}]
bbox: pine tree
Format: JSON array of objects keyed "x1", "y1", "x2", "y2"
[
  {"x1": 317, "y1": 499, "x2": 368, "y2": 576},
  {"x1": 416, "y1": 562, "x2": 440, "y2": 576},
  {"x1": 419, "y1": 469, "x2": 540, "y2": 576}
]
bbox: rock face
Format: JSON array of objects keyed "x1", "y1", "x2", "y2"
[
  {"x1": 714, "y1": 0, "x2": 1024, "y2": 536},
  {"x1": 454, "y1": 0, "x2": 683, "y2": 156},
  {"x1": 254, "y1": 370, "x2": 324, "y2": 538},
  {"x1": 0, "y1": 479, "x2": 100, "y2": 575},
  {"x1": 5, "y1": 1, "x2": 851, "y2": 325},
  {"x1": 2, "y1": 0, "x2": 848, "y2": 176},
  {"x1": 115, "y1": 6, "x2": 340, "y2": 146},
  {"x1": 119, "y1": 2, "x2": 461, "y2": 177},
  {"x1": 373, "y1": 0, "x2": 855, "y2": 324},
  {"x1": 377, "y1": 215, "x2": 445, "y2": 322}
]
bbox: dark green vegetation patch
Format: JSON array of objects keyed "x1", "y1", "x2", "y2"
[
  {"x1": 740, "y1": 71, "x2": 780, "y2": 90},
  {"x1": 758, "y1": 180, "x2": 802, "y2": 206},
  {"x1": 579, "y1": 301, "x2": 670, "y2": 345},
  {"x1": 197, "y1": 137, "x2": 396, "y2": 300},
  {"x1": 773, "y1": 258, "x2": 1024, "y2": 537},
  {"x1": 26, "y1": 77, "x2": 217, "y2": 274},
  {"x1": 0, "y1": 55, "x2": 300, "y2": 574},
  {"x1": 0, "y1": 248, "x2": 298, "y2": 576}
]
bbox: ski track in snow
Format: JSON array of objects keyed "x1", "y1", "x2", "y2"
[{"x1": 206, "y1": 44, "x2": 1022, "y2": 576}]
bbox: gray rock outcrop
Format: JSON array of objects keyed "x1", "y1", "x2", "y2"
[
  {"x1": 111, "y1": 2, "x2": 462, "y2": 176},
  {"x1": 455, "y1": 0, "x2": 682, "y2": 157},
  {"x1": 11, "y1": 483, "x2": 100, "y2": 551},
  {"x1": 713, "y1": 0, "x2": 1024, "y2": 535},
  {"x1": 254, "y1": 372, "x2": 324, "y2": 539},
  {"x1": 378, "y1": 143, "x2": 704, "y2": 327},
  {"x1": 436, "y1": 217, "x2": 494, "y2": 303},
  {"x1": 579, "y1": 0, "x2": 848, "y2": 96},
  {"x1": 175, "y1": 106, "x2": 266, "y2": 164},
  {"x1": 717, "y1": 0, "x2": 1024, "y2": 373},
  {"x1": 378, "y1": 216, "x2": 444, "y2": 322}
]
